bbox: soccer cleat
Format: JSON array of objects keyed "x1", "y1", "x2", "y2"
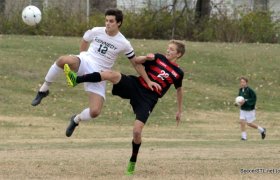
[
  {"x1": 261, "y1": 128, "x2": 266, "y2": 139},
  {"x1": 66, "y1": 115, "x2": 79, "y2": 137},
  {"x1": 126, "y1": 161, "x2": 136, "y2": 176},
  {"x1": 31, "y1": 90, "x2": 49, "y2": 106},
  {"x1": 241, "y1": 138, "x2": 247, "y2": 141},
  {"x1": 64, "y1": 64, "x2": 77, "y2": 87}
]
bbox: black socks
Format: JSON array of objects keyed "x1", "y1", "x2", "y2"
[
  {"x1": 130, "y1": 140, "x2": 141, "y2": 162},
  {"x1": 76, "y1": 72, "x2": 101, "y2": 83}
]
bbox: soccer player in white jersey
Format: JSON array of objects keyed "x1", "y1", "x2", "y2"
[{"x1": 31, "y1": 8, "x2": 160, "y2": 137}]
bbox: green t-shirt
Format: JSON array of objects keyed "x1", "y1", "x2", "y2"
[{"x1": 238, "y1": 86, "x2": 257, "y2": 111}]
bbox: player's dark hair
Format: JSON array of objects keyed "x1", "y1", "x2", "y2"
[
  {"x1": 240, "y1": 76, "x2": 248, "y2": 83},
  {"x1": 105, "y1": 8, "x2": 123, "y2": 27},
  {"x1": 169, "y1": 40, "x2": 186, "y2": 58}
]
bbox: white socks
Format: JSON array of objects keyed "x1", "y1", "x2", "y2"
[
  {"x1": 39, "y1": 63, "x2": 63, "y2": 92},
  {"x1": 74, "y1": 108, "x2": 92, "y2": 124},
  {"x1": 241, "y1": 132, "x2": 247, "y2": 139},
  {"x1": 45, "y1": 63, "x2": 63, "y2": 82},
  {"x1": 242, "y1": 127, "x2": 264, "y2": 139},
  {"x1": 258, "y1": 126, "x2": 264, "y2": 133},
  {"x1": 39, "y1": 81, "x2": 51, "y2": 92}
]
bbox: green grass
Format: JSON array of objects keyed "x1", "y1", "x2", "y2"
[
  {"x1": 0, "y1": 35, "x2": 279, "y2": 123},
  {"x1": 0, "y1": 35, "x2": 280, "y2": 179}
]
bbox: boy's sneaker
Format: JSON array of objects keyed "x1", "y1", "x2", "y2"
[
  {"x1": 125, "y1": 161, "x2": 136, "y2": 176},
  {"x1": 31, "y1": 90, "x2": 49, "y2": 106},
  {"x1": 64, "y1": 64, "x2": 77, "y2": 87},
  {"x1": 66, "y1": 115, "x2": 79, "y2": 137},
  {"x1": 261, "y1": 128, "x2": 266, "y2": 139}
]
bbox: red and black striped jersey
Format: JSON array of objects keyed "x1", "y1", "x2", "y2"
[{"x1": 138, "y1": 53, "x2": 184, "y2": 98}]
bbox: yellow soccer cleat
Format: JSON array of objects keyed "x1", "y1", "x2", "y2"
[{"x1": 64, "y1": 64, "x2": 77, "y2": 87}]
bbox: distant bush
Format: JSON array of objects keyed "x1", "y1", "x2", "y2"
[
  {"x1": 188, "y1": 11, "x2": 279, "y2": 43},
  {"x1": 0, "y1": 7, "x2": 279, "y2": 43},
  {"x1": 239, "y1": 11, "x2": 279, "y2": 43},
  {"x1": 0, "y1": 8, "x2": 104, "y2": 36}
]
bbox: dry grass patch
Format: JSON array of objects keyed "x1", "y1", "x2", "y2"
[{"x1": 0, "y1": 111, "x2": 280, "y2": 179}]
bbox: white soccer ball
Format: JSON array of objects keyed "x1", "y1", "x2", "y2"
[
  {"x1": 22, "y1": 5, "x2": 42, "y2": 26},
  {"x1": 235, "y1": 96, "x2": 245, "y2": 106}
]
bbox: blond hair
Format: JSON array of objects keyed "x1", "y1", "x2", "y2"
[{"x1": 169, "y1": 40, "x2": 186, "y2": 58}]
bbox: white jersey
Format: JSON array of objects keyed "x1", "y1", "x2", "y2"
[{"x1": 83, "y1": 27, "x2": 135, "y2": 70}]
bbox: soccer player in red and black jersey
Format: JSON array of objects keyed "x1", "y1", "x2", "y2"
[{"x1": 64, "y1": 40, "x2": 185, "y2": 175}]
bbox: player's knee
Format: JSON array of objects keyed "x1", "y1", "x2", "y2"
[
  {"x1": 89, "y1": 108, "x2": 101, "y2": 118},
  {"x1": 247, "y1": 122, "x2": 253, "y2": 126},
  {"x1": 56, "y1": 56, "x2": 68, "y2": 68},
  {"x1": 240, "y1": 120, "x2": 246, "y2": 124},
  {"x1": 133, "y1": 129, "x2": 142, "y2": 140},
  {"x1": 103, "y1": 71, "x2": 121, "y2": 84}
]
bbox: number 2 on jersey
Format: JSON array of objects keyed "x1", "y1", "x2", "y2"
[{"x1": 98, "y1": 44, "x2": 108, "y2": 54}]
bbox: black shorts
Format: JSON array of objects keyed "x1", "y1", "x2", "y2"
[{"x1": 112, "y1": 74, "x2": 158, "y2": 124}]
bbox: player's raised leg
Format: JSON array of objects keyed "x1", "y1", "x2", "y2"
[
  {"x1": 31, "y1": 56, "x2": 80, "y2": 106},
  {"x1": 64, "y1": 64, "x2": 121, "y2": 86},
  {"x1": 126, "y1": 120, "x2": 144, "y2": 175},
  {"x1": 66, "y1": 92, "x2": 104, "y2": 137}
]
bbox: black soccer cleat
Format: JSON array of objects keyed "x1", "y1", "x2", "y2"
[
  {"x1": 241, "y1": 138, "x2": 247, "y2": 141},
  {"x1": 261, "y1": 128, "x2": 266, "y2": 140},
  {"x1": 31, "y1": 90, "x2": 49, "y2": 106},
  {"x1": 66, "y1": 115, "x2": 79, "y2": 137}
]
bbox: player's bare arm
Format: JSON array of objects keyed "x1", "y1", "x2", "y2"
[
  {"x1": 176, "y1": 87, "x2": 183, "y2": 126},
  {"x1": 130, "y1": 56, "x2": 161, "y2": 91},
  {"x1": 134, "y1": 53, "x2": 155, "y2": 64},
  {"x1": 80, "y1": 39, "x2": 90, "y2": 52}
]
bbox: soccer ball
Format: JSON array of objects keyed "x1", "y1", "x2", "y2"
[
  {"x1": 235, "y1": 96, "x2": 244, "y2": 106},
  {"x1": 22, "y1": 5, "x2": 42, "y2": 26}
]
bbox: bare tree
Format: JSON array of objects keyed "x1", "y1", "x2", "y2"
[
  {"x1": 195, "y1": 0, "x2": 211, "y2": 24},
  {"x1": 253, "y1": 0, "x2": 268, "y2": 11},
  {"x1": 90, "y1": 0, "x2": 117, "y2": 13},
  {"x1": 171, "y1": 0, "x2": 188, "y2": 39}
]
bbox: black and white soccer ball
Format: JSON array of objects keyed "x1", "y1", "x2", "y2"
[{"x1": 22, "y1": 5, "x2": 41, "y2": 26}]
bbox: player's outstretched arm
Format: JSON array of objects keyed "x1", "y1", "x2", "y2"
[
  {"x1": 176, "y1": 87, "x2": 183, "y2": 126},
  {"x1": 130, "y1": 57, "x2": 161, "y2": 91},
  {"x1": 134, "y1": 53, "x2": 155, "y2": 64}
]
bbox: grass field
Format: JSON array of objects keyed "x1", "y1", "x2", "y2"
[{"x1": 0, "y1": 35, "x2": 280, "y2": 179}]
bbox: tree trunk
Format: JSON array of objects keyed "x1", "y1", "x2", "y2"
[
  {"x1": 253, "y1": 0, "x2": 268, "y2": 11},
  {"x1": 195, "y1": 0, "x2": 211, "y2": 24},
  {"x1": 90, "y1": 0, "x2": 117, "y2": 13},
  {"x1": 171, "y1": 0, "x2": 188, "y2": 39}
]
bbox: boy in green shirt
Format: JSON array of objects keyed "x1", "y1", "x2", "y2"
[{"x1": 237, "y1": 77, "x2": 266, "y2": 141}]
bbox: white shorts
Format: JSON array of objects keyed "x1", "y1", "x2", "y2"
[
  {"x1": 240, "y1": 110, "x2": 256, "y2": 123},
  {"x1": 76, "y1": 52, "x2": 107, "y2": 99}
]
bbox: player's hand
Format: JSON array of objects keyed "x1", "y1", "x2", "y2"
[
  {"x1": 239, "y1": 100, "x2": 245, "y2": 106},
  {"x1": 146, "y1": 53, "x2": 155, "y2": 60},
  {"x1": 176, "y1": 111, "x2": 182, "y2": 126},
  {"x1": 147, "y1": 81, "x2": 162, "y2": 92}
]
